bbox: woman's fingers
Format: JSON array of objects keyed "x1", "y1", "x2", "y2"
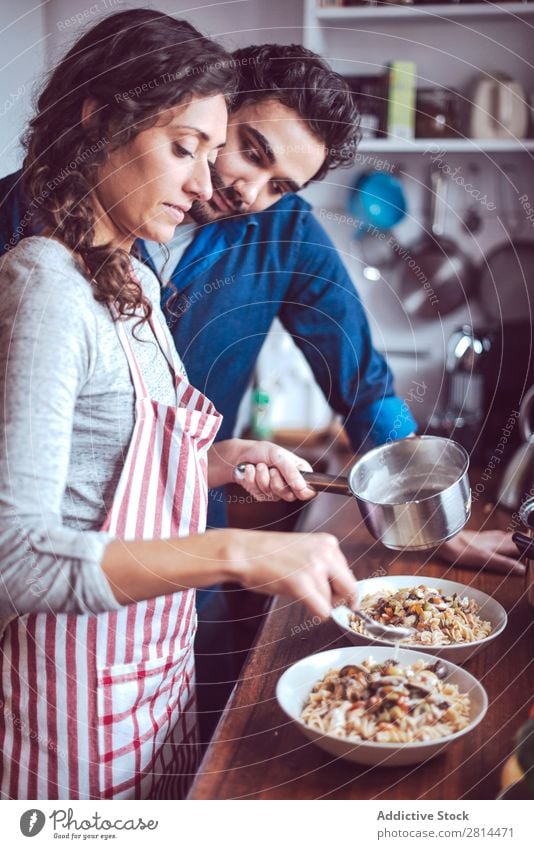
[{"x1": 267, "y1": 448, "x2": 316, "y2": 500}]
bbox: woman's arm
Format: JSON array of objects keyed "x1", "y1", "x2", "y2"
[
  {"x1": 103, "y1": 528, "x2": 358, "y2": 620},
  {"x1": 0, "y1": 249, "x2": 120, "y2": 616}
]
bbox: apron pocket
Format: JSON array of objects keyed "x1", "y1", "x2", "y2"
[{"x1": 96, "y1": 645, "x2": 194, "y2": 797}]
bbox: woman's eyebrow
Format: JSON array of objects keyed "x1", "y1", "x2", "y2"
[{"x1": 171, "y1": 123, "x2": 226, "y2": 148}]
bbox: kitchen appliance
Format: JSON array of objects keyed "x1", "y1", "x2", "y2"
[
  {"x1": 432, "y1": 321, "x2": 534, "y2": 465},
  {"x1": 512, "y1": 496, "x2": 534, "y2": 609},
  {"x1": 478, "y1": 167, "x2": 534, "y2": 325},
  {"x1": 431, "y1": 325, "x2": 492, "y2": 453},
  {"x1": 497, "y1": 385, "x2": 534, "y2": 511},
  {"x1": 469, "y1": 73, "x2": 528, "y2": 140},
  {"x1": 398, "y1": 165, "x2": 476, "y2": 318}
]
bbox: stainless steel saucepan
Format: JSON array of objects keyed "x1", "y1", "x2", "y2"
[{"x1": 238, "y1": 435, "x2": 471, "y2": 551}]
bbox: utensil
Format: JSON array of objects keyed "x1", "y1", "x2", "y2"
[
  {"x1": 331, "y1": 575, "x2": 508, "y2": 663},
  {"x1": 497, "y1": 384, "x2": 534, "y2": 511},
  {"x1": 236, "y1": 436, "x2": 470, "y2": 550},
  {"x1": 349, "y1": 169, "x2": 408, "y2": 282},
  {"x1": 307, "y1": 435, "x2": 470, "y2": 550},
  {"x1": 398, "y1": 164, "x2": 476, "y2": 319},
  {"x1": 276, "y1": 646, "x2": 488, "y2": 766},
  {"x1": 478, "y1": 164, "x2": 534, "y2": 325},
  {"x1": 346, "y1": 608, "x2": 415, "y2": 642},
  {"x1": 349, "y1": 170, "x2": 407, "y2": 231}
]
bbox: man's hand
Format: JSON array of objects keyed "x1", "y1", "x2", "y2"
[{"x1": 437, "y1": 529, "x2": 525, "y2": 576}]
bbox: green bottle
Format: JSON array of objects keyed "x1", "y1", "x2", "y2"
[{"x1": 250, "y1": 386, "x2": 272, "y2": 439}]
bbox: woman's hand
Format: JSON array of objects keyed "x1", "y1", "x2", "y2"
[
  {"x1": 224, "y1": 529, "x2": 358, "y2": 619},
  {"x1": 104, "y1": 528, "x2": 358, "y2": 620},
  {"x1": 207, "y1": 438, "x2": 316, "y2": 502},
  {"x1": 436, "y1": 529, "x2": 525, "y2": 576}
]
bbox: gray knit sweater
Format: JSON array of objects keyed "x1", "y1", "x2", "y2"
[{"x1": 0, "y1": 237, "x2": 178, "y2": 618}]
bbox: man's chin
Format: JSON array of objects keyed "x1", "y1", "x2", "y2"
[{"x1": 189, "y1": 200, "x2": 226, "y2": 225}]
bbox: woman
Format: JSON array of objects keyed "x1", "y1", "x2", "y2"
[{"x1": 0, "y1": 9, "x2": 358, "y2": 800}]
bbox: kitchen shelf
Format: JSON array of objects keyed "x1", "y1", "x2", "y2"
[
  {"x1": 357, "y1": 137, "x2": 534, "y2": 152},
  {"x1": 315, "y1": 3, "x2": 534, "y2": 23}
]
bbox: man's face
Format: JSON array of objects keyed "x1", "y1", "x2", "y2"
[{"x1": 189, "y1": 98, "x2": 326, "y2": 223}]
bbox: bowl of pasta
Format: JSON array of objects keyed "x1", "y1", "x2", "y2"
[
  {"x1": 330, "y1": 576, "x2": 507, "y2": 663},
  {"x1": 276, "y1": 646, "x2": 488, "y2": 766}
]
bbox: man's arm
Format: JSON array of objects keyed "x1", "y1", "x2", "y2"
[{"x1": 279, "y1": 210, "x2": 416, "y2": 451}]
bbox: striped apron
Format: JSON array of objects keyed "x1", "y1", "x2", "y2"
[{"x1": 0, "y1": 306, "x2": 221, "y2": 800}]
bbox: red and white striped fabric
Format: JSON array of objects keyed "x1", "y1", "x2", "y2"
[{"x1": 0, "y1": 306, "x2": 221, "y2": 799}]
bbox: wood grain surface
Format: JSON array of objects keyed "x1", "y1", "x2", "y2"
[{"x1": 189, "y1": 456, "x2": 533, "y2": 800}]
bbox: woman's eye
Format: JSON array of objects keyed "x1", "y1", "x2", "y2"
[{"x1": 173, "y1": 142, "x2": 195, "y2": 159}]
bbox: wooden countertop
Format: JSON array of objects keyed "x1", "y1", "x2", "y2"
[{"x1": 189, "y1": 457, "x2": 533, "y2": 800}]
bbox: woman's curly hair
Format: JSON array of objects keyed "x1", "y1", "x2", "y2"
[
  {"x1": 23, "y1": 8, "x2": 236, "y2": 321},
  {"x1": 231, "y1": 43, "x2": 360, "y2": 183}
]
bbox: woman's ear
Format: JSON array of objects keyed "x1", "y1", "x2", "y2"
[{"x1": 81, "y1": 97, "x2": 102, "y2": 131}]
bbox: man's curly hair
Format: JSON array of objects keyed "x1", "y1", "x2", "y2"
[{"x1": 231, "y1": 43, "x2": 360, "y2": 183}]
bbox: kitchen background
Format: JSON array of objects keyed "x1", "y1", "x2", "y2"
[{"x1": 2, "y1": 0, "x2": 534, "y2": 470}]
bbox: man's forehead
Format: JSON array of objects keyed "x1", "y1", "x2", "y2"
[{"x1": 228, "y1": 98, "x2": 326, "y2": 185}]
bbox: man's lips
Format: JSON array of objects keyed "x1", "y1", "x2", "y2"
[{"x1": 211, "y1": 189, "x2": 241, "y2": 214}]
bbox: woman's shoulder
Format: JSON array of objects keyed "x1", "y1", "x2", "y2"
[
  {"x1": 0, "y1": 236, "x2": 100, "y2": 336},
  {"x1": 0, "y1": 236, "x2": 94, "y2": 301}
]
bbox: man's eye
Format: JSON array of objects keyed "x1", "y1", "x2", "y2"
[
  {"x1": 173, "y1": 142, "x2": 195, "y2": 159},
  {"x1": 245, "y1": 148, "x2": 261, "y2": 165},
  {"x1": 270, "y1": 182, "x2": 284, "y2": 196}
]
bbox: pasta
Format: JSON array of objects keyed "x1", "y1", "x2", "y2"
[
  {"x1": 349, "y1": 585, "x2": 492, "y2": 646},
  {"x1": 300, "y1": 658, "x2": 471, "y2": 743}
]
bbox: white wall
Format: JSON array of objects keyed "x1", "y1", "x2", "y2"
[
  {"x1": 0, "y1": 2, "x2": 47, "y2": 174},
  {"x1": 0, "y1": 0, "x2": 304, "y2": 177}
]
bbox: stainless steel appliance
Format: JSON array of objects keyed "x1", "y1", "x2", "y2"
[{"x1": 432, "y1": 322, "x2": 534, "y2": 465}]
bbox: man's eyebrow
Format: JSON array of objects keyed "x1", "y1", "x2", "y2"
[
  {"x1": 246, "y1": 125, "x2": 301, "y2": 193},
  {"x1": 172, "y1": 123, "x2": 226, "y2": 148}
]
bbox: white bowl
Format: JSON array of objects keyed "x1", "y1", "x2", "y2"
[
  {"x1": 276, "y1": 646, "x2": 488, "y2": 766},
  {"x1": 331, "y1": 575, "x2": 507, "y2": 663}
]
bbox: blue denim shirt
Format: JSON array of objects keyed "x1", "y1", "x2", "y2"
[{"x1": 1, "y1": 171, "x2": 416, "y2": 528}]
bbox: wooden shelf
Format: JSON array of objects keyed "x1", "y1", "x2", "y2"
[
  {"x1": 357, "y1": 137, "x2": 534, "y2": 152},
  {"x1": 315, "y1": 2, "x2": 534, "y2": 23}
]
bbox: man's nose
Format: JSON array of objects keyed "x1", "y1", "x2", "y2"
[{"x1": 234, "y1": 176, "x2": 264, "y2": 208}]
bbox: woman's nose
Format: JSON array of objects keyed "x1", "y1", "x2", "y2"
[{"x1": 186, "y1": 157, "x2": 213, "y2": 202}]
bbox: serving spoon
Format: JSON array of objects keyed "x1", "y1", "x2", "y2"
[{"x1": 348, "y1": 608, "x2": 416, "y2": 643}]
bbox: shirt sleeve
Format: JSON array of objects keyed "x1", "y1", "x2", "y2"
[
  {"x1": 279, "y1": 211, "x2": 417, "y2": 451},
  {"x1": 0, "y1": 249, "x2": 121, "y2": 616}
]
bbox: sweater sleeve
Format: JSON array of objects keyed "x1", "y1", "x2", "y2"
[{"x1": 0, "y1": 246, "x2": 121, "y2": 616}]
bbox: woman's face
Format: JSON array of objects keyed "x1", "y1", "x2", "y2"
[{"x1": 93, "y1": 94, "x2": 228, "y2": 248}]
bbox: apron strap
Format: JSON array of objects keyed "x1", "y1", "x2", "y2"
[
  {"x1": 148, "y1": 311, "x2": 186, "y2": 380},
  {"x1": 114, "y1": 315, "x2": 150, "y2": 400}
]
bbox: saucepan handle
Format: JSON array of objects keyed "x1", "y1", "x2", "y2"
[
  {"x1": 234, "y1": 465, "x2": 352, "y2": 497},
  {"x1": 300, "y1": 471, "x2": 352, "y2": 496},
  {"x1": 512, "y1": 531, "x2": 534, "y2": 559}
]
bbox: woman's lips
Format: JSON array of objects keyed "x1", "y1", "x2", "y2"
[{"x1": 163, "y1": 203, "x2": 187, "y2": 224}]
